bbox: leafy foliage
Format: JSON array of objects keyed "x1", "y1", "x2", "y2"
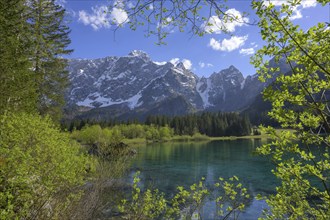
[
  {"x1": 71, "y1": 123, "x2": 174, "y2": 143},
  {"x1": 0, "y1": 113, "x2": 93, "y2": 219},
  {"x1": 119, "y1": 173, "x2": 250, "y2": 219},
  {"x1": 215, "y1": 176, "x2": 250, "y2": 219},
  {"x1": 251, "y1": 0, "x2": 330, "y2": 218},
  {"x1": 72, "y1": 124, "x2": 124, "y2": 146},
  {"x1": 118, "y1": 172, "x2": 167, "y2": 220}
]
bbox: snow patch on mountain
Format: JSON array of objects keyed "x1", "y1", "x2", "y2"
[
  {"x1": 76, "y1": 92, "x2": 116, "y2": 108},
  {"x1": 153, "y1": 61, "x2": 167, "y2": 65},
  {"x1": 197, "y1": 79, "x2": 212, "y2": 108},
  {"x1": 127, "y1": 93, "x2": 142, "y2": 109},
  {"x1": 173, "y1": 68, "x2": 186, "y2": 75},
  {"x1": 240, "y1": 78, "x2": 246, "y2": 89},
  {"x1": 76, "y1": 91, "x2": 143, "y2": 109}
]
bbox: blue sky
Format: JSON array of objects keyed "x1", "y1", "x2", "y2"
[{"x1": 59, "y1": 0, "x2": 329, "y2": 77}]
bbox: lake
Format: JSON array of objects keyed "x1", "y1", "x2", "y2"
[{"x1": 127, "y1": 139, "x2": 277, "y2": 219}]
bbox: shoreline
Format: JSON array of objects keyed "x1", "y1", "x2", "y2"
[
  {"x1": 122, "y1": 134, "x2": 268, "y2": 146},
  {"x1": 122, "y1": 129, "x2": 294, "y2": 146}
]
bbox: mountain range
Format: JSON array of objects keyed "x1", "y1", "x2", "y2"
[{"x1": 65, "y1": 50, "x2": 289, "y2": 121}]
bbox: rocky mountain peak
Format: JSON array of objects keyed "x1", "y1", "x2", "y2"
[
  {"x1": 175, "y1": 62, "x2": 186, "y2": 70},
  {"x1": 65, "y1": 51, "x2": 286, "y2": 121},
  {"x1": 229, "y1": 65, "x2": 238, "y2": 71},
  {"x1": 209, "y1": 65, "x2": 243, "y2": 81},
  {"x1": 222, "y1": 65, "x2": 241, "y2": 75},
  {"x1": 218, "y1": 65, "x2": 244, "y2": 83},
  {"x1": 128, "y1": 50, "x2": 150, "y2": 61}
]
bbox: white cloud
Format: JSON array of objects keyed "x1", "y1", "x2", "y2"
[
  {"x1": 263, "y1": 0, "x2": 317, "y2": 20},
  {"x1": 78, "y1": 6, "x2": 111, "y2": 30},
  {"x1": 78, "y1": 5, "x2": 128, "y2": 30},
  {"x1": 111, "y1": 7, "x2": 129, "y2": 24},
  {"x1": 264, "y1": 0, "x2": 317, "y2": 8},
  {"x1": 289, "y1": 7, "x2": 303, "y2": 20},
  {"x1": 170, "y1": 58, "x2": 193, "y2": 69},
  {"x1": 289, "y1": 1, "x2": 316, "y2": 20},
  {"x1": 182, "y1": 59, "x2": 192, "y2": 70},
  {"x1": 239, "y1": 48, "x2": 255, "y2": 56},
  {"x1": 301, "y1": 0, "x2": 317, "y2": 8},
  {"x1": 292, "y1": 1, "x2": 316, "y2": 20},
  {"x1": 199, "y1": 62, "x2": 213, "y2": 68},
  {"x1": 263, "y1": 0, "x2": 285, "y2": 7},
  {"x1": 203, "y1": 8, "x2": 249, "y2": 34},
  {"x1": 208, "y1": 35, "x2": 248, "y2": 52}
]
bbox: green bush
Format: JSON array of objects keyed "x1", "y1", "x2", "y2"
[
  {"x1": 191, "y1": 132, "x2": 210, "y2": 141},
  {"x1": 0, "y1": 113, "x2": 93, "y2": 219},
  {"x1": 71, "y1": 125, "x2": 123, "y2": 146}
]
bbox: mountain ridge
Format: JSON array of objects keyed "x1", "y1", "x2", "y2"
[{"x1": 65, "y1": 50, "x2": 288, "y2": 121}]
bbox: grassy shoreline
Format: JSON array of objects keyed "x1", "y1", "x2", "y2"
[
  {"x1": 122, "y1": 134, "x2": 264, "y2": 145},
  {"x1": 122, "y1": 129, "x2": 295, "y2": 146}
]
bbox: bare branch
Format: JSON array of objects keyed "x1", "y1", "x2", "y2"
[{"x1": 106, "y1": 0, "x2": 255, "y2": 44}]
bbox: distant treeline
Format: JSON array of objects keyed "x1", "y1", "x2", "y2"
[
  {"x1": 145, "y1": 112, "x2": 252, "y2": 136},
  {"x1": 63, "y1": 112, "x2": 252, "y2": 137}
]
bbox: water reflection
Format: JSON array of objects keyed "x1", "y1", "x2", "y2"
[{"x1": 128, "y1": 139, "x2": 277, "y2": 219}]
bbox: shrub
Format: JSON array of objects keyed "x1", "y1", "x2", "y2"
[
  {"x1": 0, "y1": 113, "x2": 93, "y2": 219},
  {"x1": 71, "y1": 125, "x2": 123, "y2": 146}
]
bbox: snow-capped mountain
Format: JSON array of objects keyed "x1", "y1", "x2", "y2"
[
  {"x1": 197, "y1": 65, "x2": 245, "y2": 110},
  {"x1": 65, "y1": 50, "x2": 285, "y2": 120}
]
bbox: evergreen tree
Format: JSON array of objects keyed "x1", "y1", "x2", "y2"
[
  {"x1": 28, "y1": 0, "x2": 72, "y2": 121},
  {"x1": 0, "y1": 0, "x2": 36, "y2": 114},
  {"x1": 142, "y1": 112, "x2": 252, "y2": 137}
]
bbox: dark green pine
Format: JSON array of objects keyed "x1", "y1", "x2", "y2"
[
  {"x1": 28, "y1": 0, "x2": 73, "y2": 122},
  {"x1": 0, "y1": 0, "x2": 37, "y2": 115}
]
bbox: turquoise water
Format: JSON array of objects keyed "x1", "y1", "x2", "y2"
[{"x1": 128, "y1": 139, "x2": 277, "y2": 219}]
